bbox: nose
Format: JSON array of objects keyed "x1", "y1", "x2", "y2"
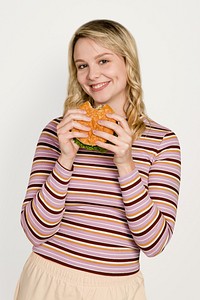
[{"x1": 87, "y1": 64, "x2": 100, "y2": 80}]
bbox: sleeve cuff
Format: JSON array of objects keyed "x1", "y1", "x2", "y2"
[
  {"x1": 53, "y1": 161, "x2": 73, "y2": 184},
  {"x1": 118, "y1": 168, "x2": 139, "y2": 184},
  {"x1": 57, "y1": 160, "x2": 74, "y2": 172}
]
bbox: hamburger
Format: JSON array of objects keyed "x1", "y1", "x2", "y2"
[{"x1": 73, "y1": 101, "x2": 116, "y2": 152}]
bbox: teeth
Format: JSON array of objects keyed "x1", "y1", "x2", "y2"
[{"x1": 91, "y1": 82, "x2": 107, "y2": 89}]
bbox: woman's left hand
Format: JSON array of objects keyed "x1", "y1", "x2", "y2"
[{"x1": 93, "y1": 113, "x2": 135, "y2": 174}]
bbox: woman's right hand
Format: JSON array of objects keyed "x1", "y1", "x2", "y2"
[{"x1": 57, "y1": 109, "x2": 91, "y2": 169}]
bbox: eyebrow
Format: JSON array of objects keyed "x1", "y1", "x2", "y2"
[{"x1": 74, "y1": 52, "x2": 114, "y2": 63}]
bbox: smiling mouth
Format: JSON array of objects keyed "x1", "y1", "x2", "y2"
[{"x1": 90, "y1": 81, "x2": 110, "y2": 91}]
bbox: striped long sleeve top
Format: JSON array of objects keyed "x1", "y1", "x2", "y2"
[{"x1": 21, "y1": 117, "x2": 181, "y2": 276}]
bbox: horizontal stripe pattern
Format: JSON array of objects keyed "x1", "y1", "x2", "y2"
[{"x1": 21, "y1": 117, "x2": 181, "y2": 275}]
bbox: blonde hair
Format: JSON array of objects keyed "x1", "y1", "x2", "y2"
[{"x1": 64, "y1": 19, "x2": 147, "y2": 139}]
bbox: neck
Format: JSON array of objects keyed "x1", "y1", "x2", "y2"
[
  {"x1": 109, "y1": 101, "x2": 127, "y2": 118},
  {"x1": 93, "y1": 101, "x2": 127, "y2": 118}
]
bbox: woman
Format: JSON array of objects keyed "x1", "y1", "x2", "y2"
[{"x1": 15, "y1": 19, "x2": 181, "y2": 300}]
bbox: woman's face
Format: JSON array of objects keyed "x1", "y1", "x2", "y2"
[{"x1": 73, "y1": 38, "x2": 127, "y2": 112}]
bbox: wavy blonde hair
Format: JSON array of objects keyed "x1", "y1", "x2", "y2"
[{"x1": 64, "y1": 19, "x2": 147, "y2": 139}]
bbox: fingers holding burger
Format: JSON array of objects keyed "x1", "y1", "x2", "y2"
[{"x1": 72, "y1": 101, "x2": 117, "y2": 152}]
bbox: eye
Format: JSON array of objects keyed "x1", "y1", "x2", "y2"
[
  {"x1": 99, "y1": 59, "x2": 109, "y2": 65},
  {"x1": 77, "y1": 64, "x2": 88, "y2": 70}
]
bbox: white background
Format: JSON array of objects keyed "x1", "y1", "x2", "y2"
[{"x1": 0, "y1": 0, "x2": 199, "y2": 299}]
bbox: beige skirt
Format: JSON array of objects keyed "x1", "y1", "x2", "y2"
[{"x1": 14, "y1": 252, "x2": 147, "y2": 300}]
